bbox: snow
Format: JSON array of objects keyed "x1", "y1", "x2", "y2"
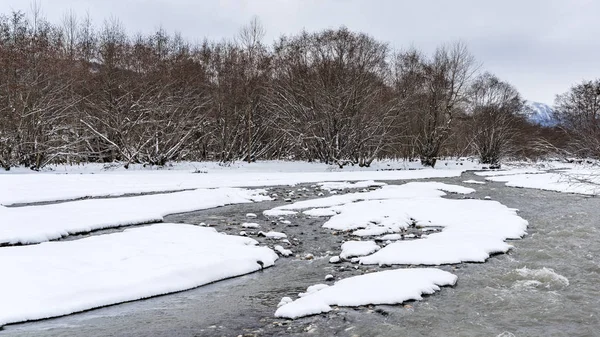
[
  {"x1": 359, "y1": 198, "x2": 527, "y2": 265},
  {"x1": 0, "y1": 188, "x2": 269, "y2": 245},
  {"x1": 474, "y1": 168, "x2": 546, "y2": 177},
  {"x1": 264, "y1": 209, "x2": 297, "y2": 217},
  {"x1": 521, "y1": 101, "x2": 558, "y2": 127},
  {"x1": 266, "y1": 182, "x2": 475, "y2": 220},
  {"x1": 259, "y1": 231, "x2": 287, "y2": 239},
  {"x1": 340, "y1": 241, "x2": 380, "y2": 259},
  {"x1": 277, "y1": 297, "x2": 293, "y2": 308},
  {"x1": 0, "y1": 161, "x2": 469, "y2": 206},
  {"x1": 245, "y1": 213, "x2": 258, "y2": 218},
  {"x1": 266, "y1": 182, "x2": 527, "y2": 266},
  {"x1": 462, "y1": 179, "x2": 485, "y2": 185},
  {"x1": 376, "y1": 234, "x2": 402, "y2": 241},
  {"x1": 299, "y1": 284, "x2": 330, "y2": 297},
  {"x1": 274, "y1": 268, "x2": 457, "y2": 319},
  {"x1": 241, "y1": 222, "x2": 261, "y2": 228},
  {"x1": 329, "y1": 256, "x2": 341, "y2": 263},
  {"x1": 274, "y1": 245, "x2": 293, "y2": 257},
  {"x1": 317, "y1": 180, "x2": 386, "y2": 191},
  {"x1": 485, "y1": 171, "x2": 600, "y2": 195},
  {"x1": 0, "y1": 224, "x2": 277, "y2": 327}
]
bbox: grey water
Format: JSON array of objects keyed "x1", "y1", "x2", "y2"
[{"x1": 1, "y1": 173, "x2": 599, "y2": 337}]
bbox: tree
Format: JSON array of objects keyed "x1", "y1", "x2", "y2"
[
  {"x1": 554, "y1": 79, "x2": 600, "y2": 157},
  {"x1": 467, "y1": 72, "x2": 525, "y2": 166},
  {"x1": 267, "y1": 27, "x2": 393, "y2": 167},
  {"x1": 393, "y1": 43, "x2": 477, "y2": 167}
]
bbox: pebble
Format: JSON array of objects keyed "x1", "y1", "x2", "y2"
[
  {"x1": 325, "y1": 274, "x2": 335, "y2": 281},
  {"x1": 246, "y1": 213, "x2": 257, "y2": 218},
  {"x1": 329, "y1": 256, "x2": 341, "y2": 263},
  {"x1": 239, "y1": 231, "x2": 247, "y2": 236},
  {"x1": 484, "y1": 196, "x2": 492, "y2": 200},
  {"x1": 304, "y1": 253, "x2": 314, "y2": 260}
]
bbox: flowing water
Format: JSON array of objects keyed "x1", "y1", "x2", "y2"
[{"x1": 1, "y1": 173, "x2": 599, "y2": 337}]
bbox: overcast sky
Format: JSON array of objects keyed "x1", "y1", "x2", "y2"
[{"x1": 1, "y1": 0, "x2": 598, "y2": 104}]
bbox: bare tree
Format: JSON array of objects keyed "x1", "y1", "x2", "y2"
[
  {"x1": 268, "y1": 28, "x2": 393, "y2": 167},
  {"x1": 554, "y1": 79, "x2": 600, "y2": 157},
  {"x1": 467, "y1": 72, "x2": 525, "y2": 166},
  {"x1": 394, "y1": 42, "x2": 477, "y2": 167}
]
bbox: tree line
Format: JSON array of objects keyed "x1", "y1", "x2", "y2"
[{"x1": 0, "y1": 10, "x2": 592, "y2": 170}]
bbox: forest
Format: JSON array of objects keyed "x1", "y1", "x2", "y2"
[{"x1": 0, "y1": 9, "x2": 598, "y2": 170}]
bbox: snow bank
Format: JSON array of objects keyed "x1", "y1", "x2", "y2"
[
  {"x1": 0, "y1": 167, "x2": 465, "y2": 206},
  {"x1": 0, "y1": 224, "x2": 277, "y2": 327},
  {"x1": 485, "y1": 171, "x2": 600, "y2": 195},
  {"x1": 265, "y1": 182, "x2": 475, "y2": 218},
  {"x1": 265, "y1": 182, "x2": 527, "y2": 265},
  {"x1": 340, "y1": 241, "x2": 380, "y2": 259},
  {"x1": 359, "y1": 198, "x2": 527, "y2": 266},
  {"x1": 274, "y1": 268, "x2": 457, "y2": 319},
  {"x1": 0, "y1": 188, "x2": 269, "y2": 245},
  {"x1": 474, "y1": 168, "x2": 546, "y2": 177}
]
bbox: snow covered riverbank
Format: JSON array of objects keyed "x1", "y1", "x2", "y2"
[
  {"x1": 0, "y1": 159, "x2": 594, "y2": 328},
  {"x1": 0, "y1": 224, "x2": 277, "y2": 327}
]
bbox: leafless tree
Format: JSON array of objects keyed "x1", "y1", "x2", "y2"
[
  {"x1": 394, "y1": 42, "x2": 477, "y2": 167},
  {"x1": 467, "y1": 72, "x2": 525, "y2": 166},
  {"x1": 267, "y1": 27, "x2": 393, "y2": 167},
  {"x1": 554, "y1": 79, "x2": 600, "y2": 157}
]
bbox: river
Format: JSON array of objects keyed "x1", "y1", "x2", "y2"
[{"x1": 2, "y1": 173, "x2": 599, "y2": 336}]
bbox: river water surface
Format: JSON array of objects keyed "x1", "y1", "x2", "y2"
[{"x1": 1, "y1": 173, "x2": 599, "y2": 337}]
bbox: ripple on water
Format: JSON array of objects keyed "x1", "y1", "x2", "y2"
[{"x1": 508, "y1": 267, "x2": 569, "y2": 291}]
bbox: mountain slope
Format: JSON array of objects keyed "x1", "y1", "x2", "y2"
[{"x1": 521, "y1": 101, "x2": 558, "y2": 127}]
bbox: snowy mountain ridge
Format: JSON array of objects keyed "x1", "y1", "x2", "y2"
[{"x1": 521, "y1": 101, "x2": 558, "y2": 127}]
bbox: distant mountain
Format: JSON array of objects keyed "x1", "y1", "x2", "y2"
[{"x1": 520, "y1": 101, "x2": 558, "y2": 127}]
